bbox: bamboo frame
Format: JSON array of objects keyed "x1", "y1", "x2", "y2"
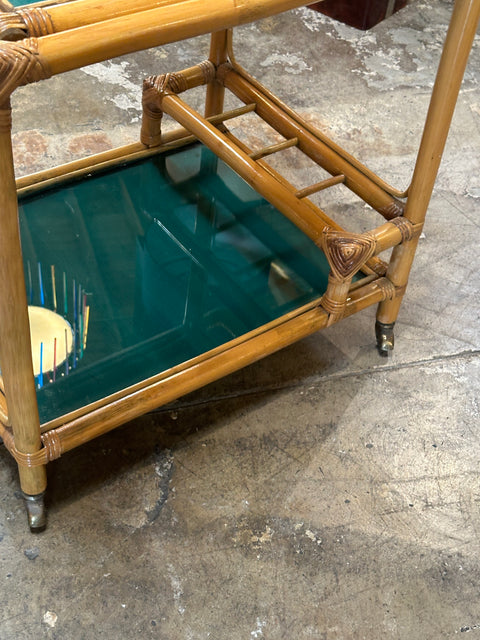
[
  {"x1": 0, "y1": 0, "x2": 477, "y2": 530},
  {"x1": 1, "y1": 1, "x2": 192, "y2": 40},
  {"x1": 376, "y1": 0, "x2": 480, "y2": 339}
]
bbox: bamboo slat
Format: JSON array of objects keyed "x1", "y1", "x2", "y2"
[
  {"x1": 249, "y1": 137, "x2": 298, "y2": 161},
  {"x1": 295, "y1": 175, "x2": 346, "y2": 199},
  {"x1": 220, "y1": 66, "x2": 405, "y2": 220}
]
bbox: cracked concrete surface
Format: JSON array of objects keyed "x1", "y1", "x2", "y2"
[{"x1": 1, "y1": 1, "x2": 480, "y2": 638}]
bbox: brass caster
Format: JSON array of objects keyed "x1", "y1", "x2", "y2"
[
  {"x1": 375, "y1": 321, "x2": 395, "y2": 358},
  {"x1": 23, "y1": 492, "x2": 47, "y2": 532}
]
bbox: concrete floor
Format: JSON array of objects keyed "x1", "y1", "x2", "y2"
[{"x1": 1, "y1": 1, "x2": 480, "y2": 638}]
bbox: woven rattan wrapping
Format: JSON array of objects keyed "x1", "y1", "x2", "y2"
[{"x1": 0, "y1": 38, "x2": 51, "y2": 103}]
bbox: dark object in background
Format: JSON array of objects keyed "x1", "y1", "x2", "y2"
[{"x1": 308, "y1": 0, "x2": 408, "y2": 30}]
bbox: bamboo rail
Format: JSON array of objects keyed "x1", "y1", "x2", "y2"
[
  {"x1": 15, "y1": 106, "x2": 257, "y2": 196},
  {"x1": 0, "y1": 0, "x2": 476, "y2": 529},
  {"x1": 1, "y1": 0, "x2": 192, "y2": 39},
  {"x1": 377, "y1": 0, "x2": 480, "y2": 329},
  {"x1": 0, "y1": 0, "x2": 318, "y2": 88},
  {"x1": 219, "y1": 66, "x2": 405, "y2": 220},
  {"x1": 1, "y1": 275, "x2": 395, "y2": 468}
]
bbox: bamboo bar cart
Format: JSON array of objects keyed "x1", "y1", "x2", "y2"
[{"x1": 0, "y1": 0, "x2": 478, "y2": 531}]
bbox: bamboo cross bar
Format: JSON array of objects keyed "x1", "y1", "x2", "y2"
[
  {"x1": 295, "y1": 175, "x2": 346, "y2": 199},
  {"x1": 249, "y1": 137, "x2": 298, "y2": 161},
  {"x1": 160, "y1": 91, "x2": 334, "y2": 245},
  {"x1": 219, "y1": 65, "x2": 405, "y2": 220},
  {"x1": 1, "y1": 0, "x2": 193, "y2": 39},
  {"x1": 2, "y1": 0, "x2": 315, "y2": 81},
  {"x1": 158, "y1": 89, "x2": 411, "y2": 257}
]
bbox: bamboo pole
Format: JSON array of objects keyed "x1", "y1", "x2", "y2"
[
  {"x1": 160, "y1": 91, "x2": 410, "y2": 259},
  {"x1": 0, "y1": 102, "x2": 46, "y2": 496},
  {"x1": 377, "y1": 0, "x2": 480, "y2": 327},
  {"x1": 220, "y1": 66, "x2": 405, "y2": 220},
  {"x1": 405, "y1": 0, "x2": 480, "y2": 227},
  {"x1": 160, "y1": 91, "x2": 336, "y2": 244},
  {"x1": 23, "y1": 0, "x2": 316, "y2": 78},
  {"x1": 16, "y1": 106, "x2": 257, "y2": 196},
  {"x1": 205, "y1": 30, "x2": 229, "y2": 117},
  {"x1": 15, "y1": 0, "x2": 192, "y2": 36}
]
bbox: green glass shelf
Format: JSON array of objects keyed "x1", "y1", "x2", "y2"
[
  {"x1": 9, "y1": 0, "x2": 39, "y2": 5},
  {"x1": 19, "y1": 143, "x2": 330, "y2": 424}
]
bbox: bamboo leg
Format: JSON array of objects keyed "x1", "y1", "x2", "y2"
[
  {"x1": 205, "y1": 30, "x2": 229, "y2": 117},
  {"x1": 376, "y1": 0, "x2": 480, "y2": 353},
  {"x1": 0, "y1": 102, "x2": 46, "y2": 530}
]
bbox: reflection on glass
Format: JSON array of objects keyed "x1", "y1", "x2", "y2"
[{"x1": 19, "y1": 143, "x2": 331, "y2": 423}]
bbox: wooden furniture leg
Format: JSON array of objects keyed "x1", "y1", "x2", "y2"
[
  {"x1": 376, "y1": 0, "x2": 480, "y2": 355},
  {"x1": 205, "y1": 30, "x2": 229, "y2": 117},
  {"x1": 0, "y1": 102, "x2": 47, "y2": 530}
]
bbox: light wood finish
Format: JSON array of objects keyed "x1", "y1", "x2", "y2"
[
  {"x1": 0, "y1": 104, "x2": 46, "y2": 496},
  {"x1": 0, "y1": 275, "x2": 394, "y2": 467},
  {"x1": 220, "y1": 66, "x2": 404, "y2": 220},
  {"x1": 205, "y1": 30, "x2": 229, "y2": 118},
  {"x1": 0, "y1": 0, "x2": 476, "y2": 528},
  {"x1": 377, "y1": 0, "x2": 480, "y2": 327},
  {"x1": 2, "y1": 0, "x2": 316, "y2": 80},
  {"x1": 17, "y1": 105, "x2": 257, "y2": 196}
]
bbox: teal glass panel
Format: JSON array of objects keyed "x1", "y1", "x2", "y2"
[
  {"x1": 18, "y1": 143, "x2": 331, "y2": 423},
  {"x1": 9, "y1": 0, "x2": 39, "y2": 5}
]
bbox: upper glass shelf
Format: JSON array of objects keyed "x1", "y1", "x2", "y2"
[{"x1": 18, "y1": 143, "x2": 330, "y2": 424}]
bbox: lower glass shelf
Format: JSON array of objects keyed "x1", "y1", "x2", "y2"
[{"x1": 18, "y1": 142, "x2": 331, "y2": 424}]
